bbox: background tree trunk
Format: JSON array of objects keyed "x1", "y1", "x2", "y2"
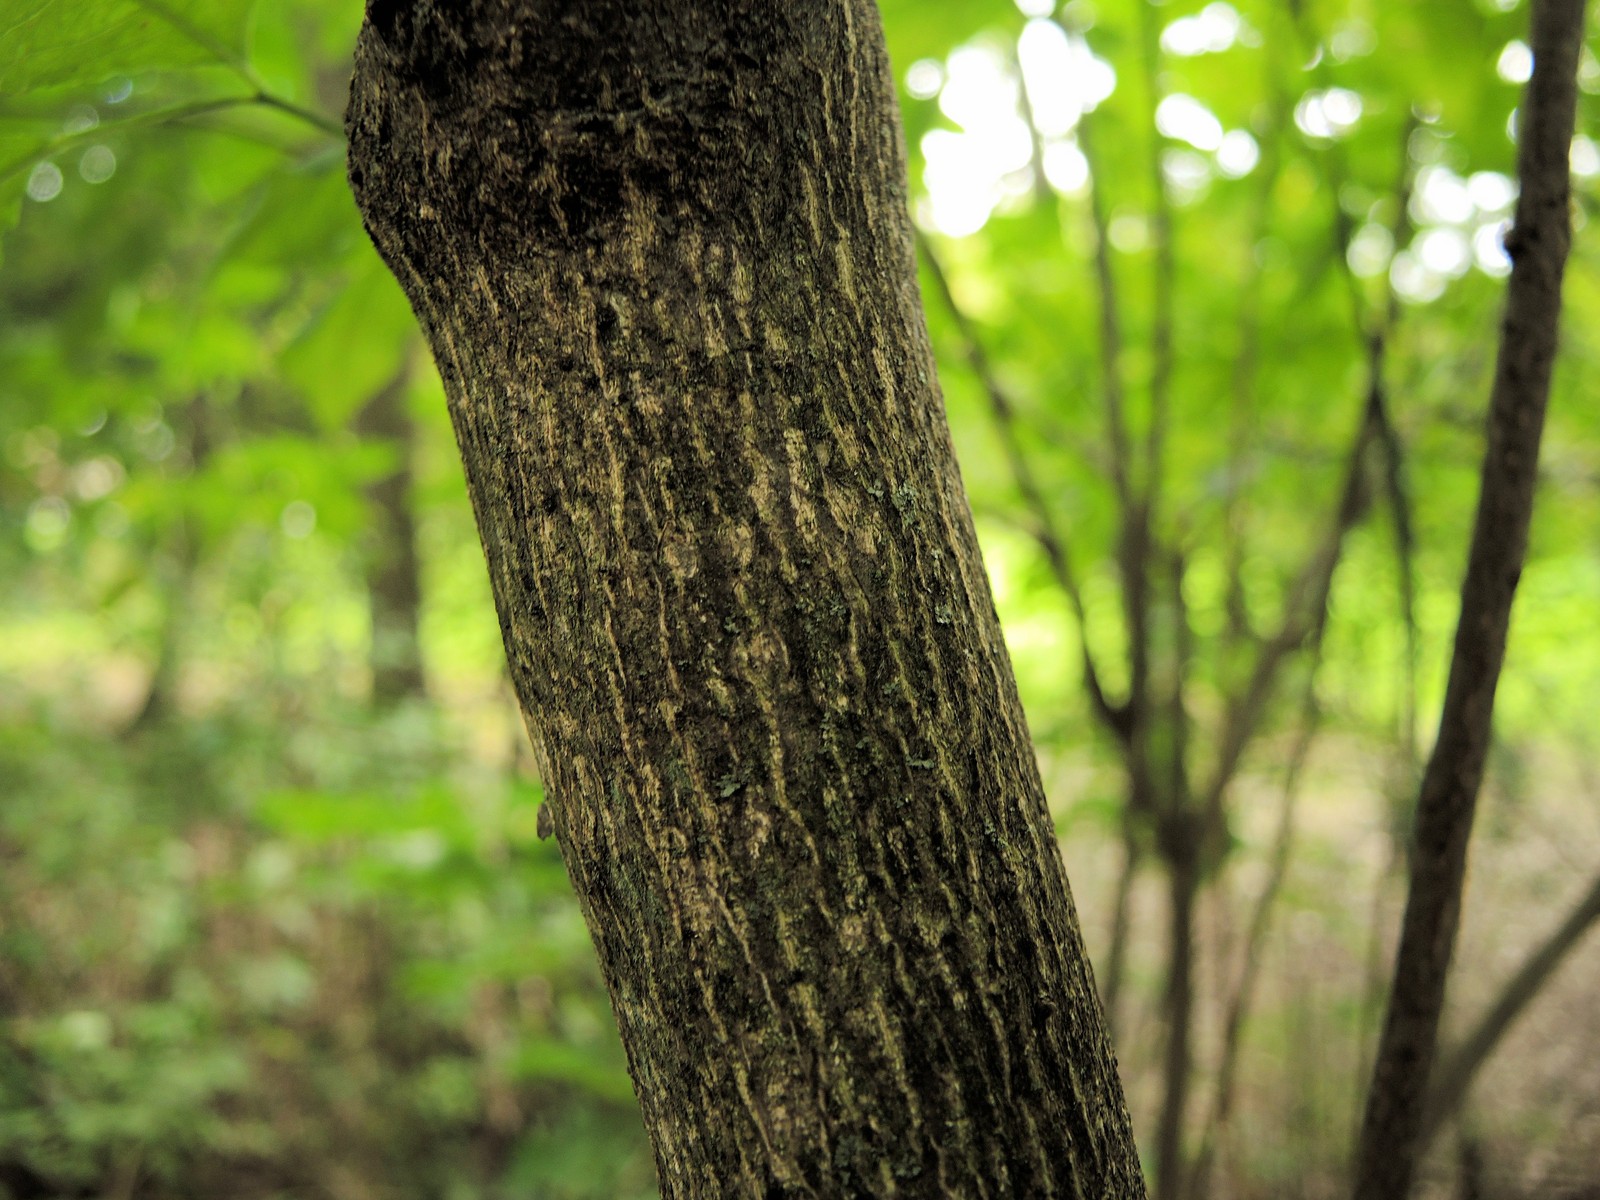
[
  {"x1": 354, "y1": 353, "x2": 428, "y2": 707},
  {"x1": 1351, "y1": 0, "x2": 1587, "y2": 1195},
  {"x1": 346, "y1": 2, "x2": 1145, "y2": 1196}
]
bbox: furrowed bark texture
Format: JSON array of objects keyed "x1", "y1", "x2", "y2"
[
  {"x1": 345, "y1": 2, "x2": 1145, "y2": 1196},
  {"x1": 1351, "y1": 0, "x2": 1586, "y2": 1196}
]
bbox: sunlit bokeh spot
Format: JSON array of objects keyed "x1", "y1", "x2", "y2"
[
  {"x1": 1108, "y1": 213, "x2": 1150, "y2": 253},
  {"x1": 1571, "y1": 134, "x2": 1600, "y2": 178},
  {"x1": 1215, "y1": 128, "x2": 1260, "y2": 177},
  {"x1": 917, "y1": 27, "x2": 1115, "y2": 236},
  {"x1": 921, "y1": 121, "x2": 1031, "y2": 236},
  {"x1": 1160, "y1": 3, "x2": 1242, "y2": 56},
  {"x1": 1497, "y1": 39, "x2": 1534, "y2": 84},
  {"x1": 26, "y1": 496, "x2": 71, "y2": 551},
  {"x1": 282, "y1": 500, "x2": 318, "y2": 539},
  {"x1": 1580, "y1": 47, "x2": 1600, "y2": 93},
  {"x1": 1020, "y1": 19, "x2": 1115, "y2": 126},
  {"x1": 1417, "y1": 227, "x2": 1472, "y2": 278},
  {"x1": 1042, "y1": 140, "x2": 1090, "y2": 193},
  {"x1": 906, "y1": 58, "x2": 944, "y2": 100},
  {"x1": 1466, "y1": 170, "x2": 1517, "y2": 212},
  {"x1": 1328, "y1": 20, "x2": 1376, "y2": 61},
  {"x1": 1156, "y1": 93, "x2": 1224, "y2": 151},
  {"x1": 1472, "y1": 222, "x2": 1513, "y2": 276},
  {"x1": 1347, "y1": 223, "x2": 1394, "y2": 278},
  {"x1": 1020, "y1": 18, "x2": 1090, "y2": 135},
  {"x1": 1395, "y1": 162, "x2": 1526, "y2": 296},
  {"x1": 79, "y1": 145, "x2": 117, "y2": 184},
  {"x1": 1414, "y1": 166, "x2": 1475, "y2": 225},
  {"x1": 26, "y1": 162, "x2": 64, "y2": 203},
  {"x1": 1294, "y1": 87, "x2": 1363, "y2": 140},
  {"x1": 939, "y1": 45, "x2": 1017, "y2": 130},
  {"x1": 1390, "y1": 249, "x2": 1447, "y2": 304},
  {"x1": 1162, "y1": 149, "x2": 1212, "y2": 203},
  {"x1": 72, "y1": 456, "x2": 124, "y2": 501}
]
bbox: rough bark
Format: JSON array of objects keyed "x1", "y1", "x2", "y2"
[
  {"x1": 1351, "y1": 0, "x2": 1586, "y2": 1195},
  {"x1": 345, "y1": 2, "x2": 1145, "y2": 1196}
]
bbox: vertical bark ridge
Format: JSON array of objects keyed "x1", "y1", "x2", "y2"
[{"x1": 347, "y1": 2, "x2": 1145, "y2": 1195}]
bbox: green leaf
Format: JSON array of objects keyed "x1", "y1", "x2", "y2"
[
  {"x1": 509, "y1": 1037, "x2": 636, "y2": 1104},
  {"x1": 879, "y1": 0, "x2": 1010, "y2": 72},
  {"x1": 282, "y1": 249, "x2": 420, "y2": 427},
  {"x1": 0, "y1": 0, "x2": 258, "y2": 95}
]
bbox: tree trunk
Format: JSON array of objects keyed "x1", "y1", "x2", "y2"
[
  {"x1": 355, "y1": 354, "x2": 428, "y2": 707},
  {"x1": 1351, "y1": 0, "x2": 1586, "y2": 1195},
  {"x1": 127, "y1": 394, "x2": 212, "y2": 735},
  {"x1": 1153, "y1": 832, "x2": 1199, "y2": 1200},
  {"x1": 346, "y1": 2, "x2": 1145, "y2": 1196}
]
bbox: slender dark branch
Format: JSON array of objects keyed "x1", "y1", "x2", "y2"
[
  {"x1": 0, "y1": 96, "x2": 253, "y2": 184},
  {"x1": 917, "y1": 232, "x2": 1131, "y2": 740},
  {"x1": 0, "y1": 90, "x2": 340, "y2": 192},
  {"x1": 1165, "y1": 547, "x2": 1193, "y2": 816},
  {"x1": 1369, "y1": 135, "x2": 1422, "y2": 768},
  {"x1": 1370, "y1": 365, "x2": 1419, "y2": 763},
  {"x1": 1352, "y1": 1, "x2": 1587, "y2": 1194},
  {"x1": 1077, "y1": 107, "x2": 1155, "y2": 764},
  {"x1": 1075, "y1": 112, "x2": 1136, "y2": 513},
  {"x1": 252, "y1": 91, "x2": 345, "y2": 138},
  {"x1": 1137, "y1": 0, "x2": 1177, "y2": 528},
  {"x1": 1100, "y1": 819, "x2": 1142, "y2": 1036},
  {"x1": 1325, "y1": 109, "x2": 1423, "y2": 770},
  {"x1": 1419, "y1": 867, "x2": 1600, "y2": 1148},
  {"x1": 1292, "y1": 1, "x2": 1424, "y2": 767},
  {"x1": 1219, "y1": 56, "x2": 1289, "y2": 649},
  {"x1": 1199, "y1": 394, "x2": 1375, "y2": 825},
  {"x1": 125, "y1": 0, "x2": 343, "y2": 138},
  {"x1": 1200, "y1": 94, "x2": 1418, "y2": 829},
  {"x1": 1013, "y1": 41, "x2": 1057, "y2": 209},
  {"x1": 1189, "y1": 632, "x2": 1328, "y2": 1199}
]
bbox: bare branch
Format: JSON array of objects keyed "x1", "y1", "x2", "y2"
[
  {"x1": 917, "y1": 232, "x2": 1132, "y2": 740},
  {"x1": 1076, "y1": 111, "x2": 1137, "y2": 514},
  {"x1": 1188, "y1": 676, "x2": 1323, "y2": 1200},
  {"x1": 1219, "y1": 79, "x2": 1288, "y2": 648},
  {"x1": 1137, "y1": 0, "x2": 1177, "y2": 527},
  {"x1": 1352, "y1": 1, "x2": 1588, "y2": 1193},
  {"x1": 1420, "y1": 867, "x2": 1600, "y2": 1147},
  {"x1": 1199, "y1": 394, "x2": 1376, "y2": 822},
  {"x1": 1077, "y1": 107, "x2": 1156, "y2": 756}
]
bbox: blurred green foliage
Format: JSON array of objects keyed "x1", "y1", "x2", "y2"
[{"x1": 2, "y1": 0, "x2": 1598, "y2": 1196}]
